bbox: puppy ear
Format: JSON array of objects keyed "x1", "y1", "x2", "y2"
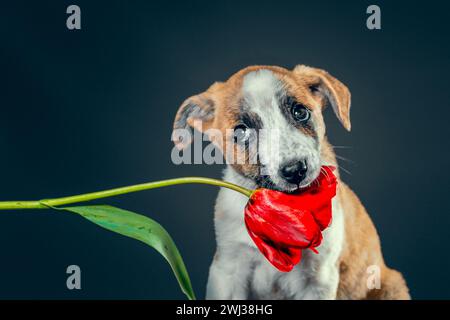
[
  {"x1": 172, "y1": 91, "x2": 216, "y2": 149},
  {"x1": 294, "y1": 65, "x2": 352, "y2": 131}
]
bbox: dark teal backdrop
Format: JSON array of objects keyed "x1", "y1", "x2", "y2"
[{"x1": 0, "y1": 0, "x2": 449, "y2": 299}]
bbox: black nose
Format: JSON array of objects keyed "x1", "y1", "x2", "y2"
[{"x1": 279, "y1": 160, "x2": 308, "y2": 185}]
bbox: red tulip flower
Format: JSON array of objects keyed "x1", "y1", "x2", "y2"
[{"x1": 244, "y1": 166, "x2": 337, "y2": 272}]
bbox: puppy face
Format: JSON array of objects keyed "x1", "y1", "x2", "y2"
[{"x1": 173, "y1": 65, "x2": 351, "y2": 192}]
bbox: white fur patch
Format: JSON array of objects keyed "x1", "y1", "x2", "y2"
[
  {"x1": 242, "y1": 69, "x2": 282, "y2": 100},
  {"x1": 241, "y1": 69, "x2": 321, "y2": 191}
]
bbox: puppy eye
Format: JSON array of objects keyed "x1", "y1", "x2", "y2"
[
  {"x1": 291, "y1": 104, "x2": 311, "y2": 122},
  {"x1": 233, "y1": 124, "x2": 251, "y2": 144}
]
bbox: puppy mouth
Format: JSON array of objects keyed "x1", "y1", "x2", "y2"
[
  {"x1": 255, "y1": 176, "x2": 306, "y2": 193},
  {"x1": 254, "y1": 170, "x2": 320, "y2": 193}
]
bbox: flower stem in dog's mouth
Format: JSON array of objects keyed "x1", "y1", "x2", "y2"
[{"x1": 0, "y1": 177, "x2": 254, "y2": 210}]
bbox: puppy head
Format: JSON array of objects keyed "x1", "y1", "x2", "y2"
[{"x1": 173, "y1": 65, "x2": 351, "y2": 192}]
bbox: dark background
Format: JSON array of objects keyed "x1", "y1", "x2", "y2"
[{"x1": 0, "y1": 0, "x2": 449, "y2": 299}]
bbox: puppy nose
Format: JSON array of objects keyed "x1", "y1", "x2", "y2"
[{"x1": 279, "y1": 160, "x2": 308, "y2": 185}]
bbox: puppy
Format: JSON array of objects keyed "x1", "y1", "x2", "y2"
[{"x1": 172, "y1": 65, "x2": 410, "y2": 299}]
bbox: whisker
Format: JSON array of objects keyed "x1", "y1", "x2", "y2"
[
  {"x1": 335, "y1": 154, "x2": 355, "y2": 164},
  {"x1": 320, "y1": 167, "x2": 331, "y2": 182},
  {"x1": 315, "y1": 179, "x2": 320, "y2": 188},
  {"x1": 337, "y1": 165, "x2": 352, "y2": 176}
]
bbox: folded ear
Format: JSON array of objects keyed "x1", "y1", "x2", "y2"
[
  {"x1": 172, "y1": 91, "x2": 216, "y2": 149},
  {"x1": 293, "y1": 65, "x2": 352, "y2": 131}
]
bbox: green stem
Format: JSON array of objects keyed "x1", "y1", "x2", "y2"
[{"x1": 0, "y1": 177, "x2": 253, "y2": 211}]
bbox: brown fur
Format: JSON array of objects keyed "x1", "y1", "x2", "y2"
[
  {"x1": 319, "y1": 138, "x2": 409, "y2": 299},
  {"x1": 174, "y1": 65, "x2": 410, "y2": 300},
  {"x1": 336, "y1": 178, "x2": 410, "y2": 299}
]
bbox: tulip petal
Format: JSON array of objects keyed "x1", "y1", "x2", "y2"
[
  {"x1": 243, "y1": 165, "x2": 337, "y2": 272},
  {"x1": 245, "y1": 221, "x2": 302, "y2": 272}
]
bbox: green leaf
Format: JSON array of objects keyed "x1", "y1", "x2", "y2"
[{"x1": 63, "y1": 205, "x2": 196, "y2": 300}]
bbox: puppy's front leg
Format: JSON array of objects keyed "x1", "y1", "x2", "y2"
[{"x1": 206, "y1": 250, "x2": 253, "y2": 300}]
